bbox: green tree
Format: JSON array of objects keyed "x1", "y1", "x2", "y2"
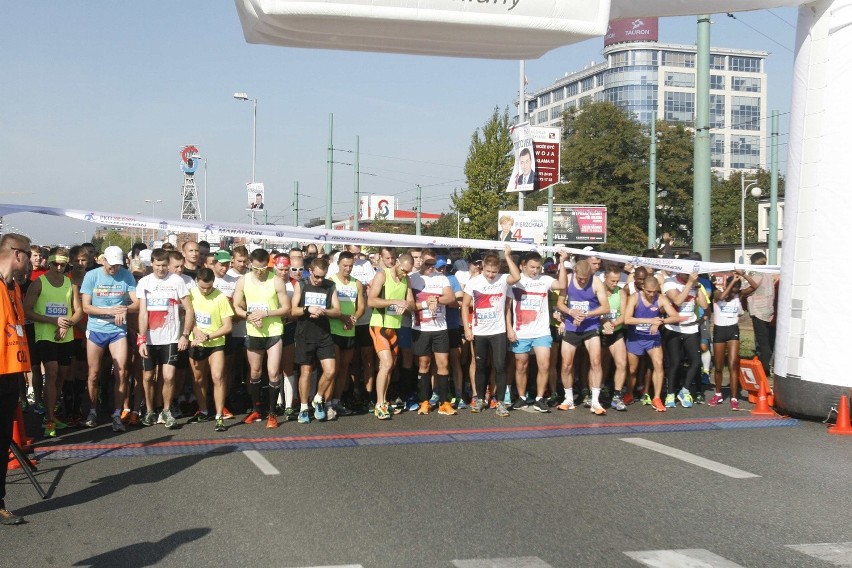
[
  {"x1": 423, "y1": 212, "x2": 462, "y2": 239},
  {"x1": 453, "y1": 107, "x2": 515, "y2": 240},
  {"x1": 91, "y1": 230, "x2": 131, "y2": 254},
  {"x1": 711, "y1": 169, "x2": 783, "y2": 246},
  {"x1": 653, "y1": 121, "x2": 695, "y2": 242}
]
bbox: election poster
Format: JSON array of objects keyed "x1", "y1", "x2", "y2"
[
  {"x1": 506, "y1": 123, "x2": 561, "y2": 193},
  {"x1": 247, "y1": 182, "x2": 265, "y2": 211},
  {"x1": 497, "y1": 211, "x2": 547, "y2": 245}
]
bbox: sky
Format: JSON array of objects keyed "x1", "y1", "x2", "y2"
[{"x1": 0, "y1": 2, "x2": 798, "y2": 244}]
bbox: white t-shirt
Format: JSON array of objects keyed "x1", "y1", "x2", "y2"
[
  {"x1": 714, "y1": 296, "x2": 742, "y2": 327},
  {"x1": 409, "y1": 272, "x2": 450, "y2": 332},
  {"x1": 510, "y1": 274, "x2": 555, "y2": 340},
  {"x1": 137, "y1": 273, "x2": 189, "y2": 346},
  {"x1": 464, "y1": 274, "x2": 509, "y2": 336},
  {"x1": 222, "y1": 269, "x2": 247, "y2": 337},
  {"x1": 663, "y1": 276, "x2": 699, "y2": 334}
]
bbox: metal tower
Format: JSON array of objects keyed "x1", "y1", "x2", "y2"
[{"x1": 180, "y1": 145, "x2": 202, "y2": 220}]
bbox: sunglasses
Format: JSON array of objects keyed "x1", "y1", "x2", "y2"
[
  {"x1": 250, "y1": 265, "x2": 267, "y2": 272},
  {"x1": 52, "y1": 262, "x2": 67, "y2": 268},
  {"x1": 423, "y1": 261, "x2": 437, "y2": 267},
  {"x1": 289, "y1": 267, "x2": 301, "y2": 272}
]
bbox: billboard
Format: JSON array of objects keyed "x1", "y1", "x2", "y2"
[
  {"x1": 537, "y1": 204, "x2": 607, "y2": 244},
  {"x1": 604, "y1": 17, "x2": 659, "y2": 47},
  {"x1": 246, "y1": 182, "x2": 265, "y2": 211},
  {"x1": 359, "y1": 195, "x2": 395, "y2": 221},
  {"x1": 497, "y1": 211, "x2": 547, "y2": 245},
  {"x1": 506, "y1": 124, "x2": 561, "y2": 193}
]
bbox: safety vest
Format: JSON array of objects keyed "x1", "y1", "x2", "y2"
[{"x1": 0, "y1": 280, "x2": 31, "y2": 373}]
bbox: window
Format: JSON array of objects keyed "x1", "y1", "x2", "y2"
[
  {"x1": 567, "y1": 83, "x2": 578, "y2": 97},
  {"x1": 731, "y1": 96, "x2": 760, "y2": 130},
  {"x1": 710, "y1": 95, "x2": 725, "y2": 129},
  {"x1": 581, "y1": 77, "x2": 594, "y2": 92},
  {"x1": 662, "y1": 51, "x2": 695, "y2": 68},
  {"x1": 633, "y1": 50, "x2": 658, "y2": 66},
  {"x1": 710, "y1": 54, "x2": 726, "y2": 70},
  {"x1": 711, "y1": 134, "x2": 725, "y2": 168},
  {"x1": 610, "y1": 51, "x2": 629, "y2": 67},
  {"x1": 664, "y1": 72, "x2": 695, "y2": 88},
  {"x1": 710, "y1": 75, "x2": 725, "y2": 90},
  {"x1": 730, "y1": 56, "x2": 760, "y2": 73},
  {"x1": 664, "y1": 92, "x2": 694, "y2": 123},
  {"x1": 731, "y1": 135, "x2": 761, "y2": 169},
  {"x1": 550, "y1": 106, "x2": 563, "y2": 121},
  {"x1": 595, "y1": 73, "x2": 604, "y2": 87},
  {"x1": 539, "y1": 92, "x2": 551, "y2": 106},
  {"x1": 732, "y1": 76, "x2": 761, "y2": 92},
  {"x1": 537, "y1": 110, "x2": 548, "y2": 123},
  {"x1": 553, "y1": 88, "x2": 564, "y2": 102}
]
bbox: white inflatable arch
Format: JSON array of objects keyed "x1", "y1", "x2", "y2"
[{"x1": 236, "y1": 0, "x2": 851, "y2": 417}]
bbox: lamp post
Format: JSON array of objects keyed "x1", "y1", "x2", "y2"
[
  {"x1": 456, "y1": 212, "x2": 470, "y2": 238},
  {"x1": 740, "y1": 178, "x2": 762, "y2": 264},
  {"x1": 233, "y1": 92, "x2": 257, "y2": 184},
  {"x1": 145, "y1": 199, "x2": 163, "y2": 242},
  {"x1": 135, "y1": 211, "x2": 142, "y2": 244},
  {"x1": 190, "y1": 154, "x2": 208, "y2": 221}
]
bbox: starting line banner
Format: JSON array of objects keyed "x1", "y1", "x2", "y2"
[{"x1": 0, "y1": 203, "x2": 779, "y2": 275}]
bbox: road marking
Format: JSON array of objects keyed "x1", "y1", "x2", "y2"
[
  {"x1": 452, "y1": 557, "x2": 552, "y2": 567},
  {"x1": 787, "y1": 542, "x2": 852, "y2": 566},
  {"x1": 624, "y1": 549, "x2": 747, "y2": 567},
  {"x1": 242, "y1": 450, "x2": 280, "y2": 475},
  {"x1": 293, "y1": 566, "x2": 363, "y2": 568},
  {"x1": 619, "y1": 438, "x2": 761, "y2": 479}
]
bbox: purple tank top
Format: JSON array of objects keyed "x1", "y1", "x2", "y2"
[
  {"x1": 563, "y1": 275, "x2": 600, "y2": 333},
  {"x1": 629, "y1": 294, "x2": 661, "y2": 338}
]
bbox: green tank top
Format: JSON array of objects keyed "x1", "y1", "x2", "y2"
[
  {"x1": 34, "y1": 274, "x2": 74, "y2": 343},
  {"x1": 329, "y1": 274, "x2": 357, "y2": 337},
  {"x1": 369, "y1": 268, "x2": 408, "y2": 330},
  {"x1": 602, "y1": 286, "x2": 623, "y2": 332},
  {"x1": 243, "y1": 273, "x2": 284, "y2": 338}
]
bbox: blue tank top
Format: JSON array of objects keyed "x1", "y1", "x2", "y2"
[
  {"x1": 563, "y1": 275, "x2": 600, "y2": 333},
  {"x1": 628, "y1": 294, "x2": 661, "y2": 339}
]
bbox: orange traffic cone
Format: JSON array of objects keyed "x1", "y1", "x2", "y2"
[
  {"x1": 828, "y1": 394, "x2": 852, "y2": 436},
  {"x1": 750, "y1": 380, "x2": 775, "y2": 416},
  {"x1": 7, "y1": 404, "x2": 38, "y2": 471}
]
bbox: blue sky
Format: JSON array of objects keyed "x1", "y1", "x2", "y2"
[{"x1": 0, "y1": 3, "x2": 797, "y2": 244}]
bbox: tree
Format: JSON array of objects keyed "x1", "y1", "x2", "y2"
[
  {"x1": 711, "y1": 169, "x2": 783, "y2": 246},
  {"x1": 653, "y1": 121, "x2": 695, "y2": 242},
  {"x1": 91, "y1": 230, "x2": 131, "y2": 254},
  {"x1": 453, "y1": 107, "x2": 515, "y2": 240},
  {"x1": 423, "y1": 212, "x2": 461, "y2": 239}
]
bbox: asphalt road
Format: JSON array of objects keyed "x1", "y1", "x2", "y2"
[{"x1": 2, "y1": 400, "x2": 851, "y2": 568}]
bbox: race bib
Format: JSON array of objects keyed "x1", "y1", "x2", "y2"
[
  {"x1": 475, "y1": 307, "x2": 497, "y2": 321},
  {"x1": 248, "y1": 302, "x2": 268, "y2": 313},
  {"x1": 519, "y1": 295, "x2": 542, "y2": 311},
  {"x1": 570, "y1": 300, "x2": 590, "y2": 312},
  {"x1": 147, "y1": 297, "x2": 170, "y2": 311},
  {"x1": 304, "y1": 292, "x2": 327, "y2": 308},
  {"x1": 45, "y1": 302, "x2": 68, "y2": 317},
  {"x1": 679, "y1": 300, "x2": 695, "y2": 316},
  {"x1": 195, "y1": 312, "x2": 212, "y2": 327}
]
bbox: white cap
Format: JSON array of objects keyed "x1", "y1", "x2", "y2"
[
  {"x1": 138, "y1": 249, "x2": 152, "y2": 267},
  {"x1": 103, "y1": 246, "x2": 124, "y2": 267}
]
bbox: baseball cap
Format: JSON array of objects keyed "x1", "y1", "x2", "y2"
[
  {"x1": 274, "y1": 255, "x2": 290, "y2": 270},
  {"x1": 138, "y1": 249, "x2": 152, "y2": 267},
  {"x1": 214, "y1": 250, "x2": 232, "y2": 263},
  {"x1": 103, "y1": 246, "x2": 124, "y2": 267},
  {"x1": 434, "y1": 257, "x2": 448, "y2": 270}
]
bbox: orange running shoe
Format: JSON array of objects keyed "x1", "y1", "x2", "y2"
[
  {"x1": 244, "y1": 411, "x2": 263, "y2": 424},
  {"x1": 119, "y1": 409, "x2": 131, "y2": 424},
  {"x1": 557, "y1": 400, "x2": 576, "y2": 411},
  {"x1": 651, "y1": 397, "x2": 667, "y2": 412},
  {"x1": 266, "y1": 414, "x2": 278, "y2": 429},
  {"x1": 222, "y1": 406, "x2": 235, "y2": 420},
  {"x1": 129, "y1": 412, "x2": 140, "y2": 427},
  {"x1": 437, "y1": 402, "x2": 457, "y2": 416},
  {"x1": 489, "y1": 398, "x2": 497, "y2": 409},
  {"x1": 417, "y1": 401, "x2": 431, "y2": 415}
]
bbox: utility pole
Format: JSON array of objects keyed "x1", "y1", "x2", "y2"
[
  {"x1": 294, "y1": 181, "x2": 300, "y2": 226},
  {"x1": 415, "y1": 184, "x2": 422, "y2": 236},
  {"x1": 648, "y1": 111, "x2": 657, "y2": 249},
  {"x1": 353, "y1": 135, "x2": 360, "y2": 231},
  {"x1": 692, "y1": 14, "x2": 712, "y2": 259},
  {"x1": 769, "y1": 111, "x2": 779, "y2": 264},
  {"x1": 325, "y1": 113, "x2": 333, "y2": 254}
]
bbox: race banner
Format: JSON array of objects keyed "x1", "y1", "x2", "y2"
[
  {"x1": 0, "y1": 203, "x2": 779, "y2": 275},
  {"x1": 537, "y1": 204, "x2": 607, "y2": 243},
  {"x1": 506, "y1": 123, "x2": 561, "y2": 193}
]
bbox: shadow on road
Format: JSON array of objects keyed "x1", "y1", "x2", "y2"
[{"x1": 71, "y1": 527, "x2": 212, "y2": 568}]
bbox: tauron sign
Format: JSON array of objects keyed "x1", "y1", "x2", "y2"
[{"x1": 604, "y1": 17, "x2": 659, "y2": 47}]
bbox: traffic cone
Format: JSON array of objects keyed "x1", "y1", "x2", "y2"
[
  {"x1": 13, "y1": 404, "x2": 34, "y2": 451},
  {"x1": 8, "y1": 405, "x2": 38, "y2": 471},
  {"x1": 828, "y1": 394, "x2": 852, "y2": 436},
  {"x1": 750, "y1": 380, "x2": 775, "y2": 416}
]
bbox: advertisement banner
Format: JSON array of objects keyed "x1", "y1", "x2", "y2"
[
  {"x1": 537, "y1": 204, "x2": 607, "y2": 243},
  {"x1": 506, "y1": 123, "x2": 561, "y2": 193},
  {"x1": 603, "y1": 17, "x2": 659, "y2": 47},
  {"x1": 359, "y1": 195, "x2": 395, "y2": 221},
  {"x1": 247, "y1": 182, "x2": 265, "y2": 211},
  {"x1": 497, "y1": 211, "x2": 547, "y2": 245}
]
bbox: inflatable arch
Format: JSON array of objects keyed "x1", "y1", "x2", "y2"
[{"x1": 235, "y1": 0, "x2": 851, "y2": 418}]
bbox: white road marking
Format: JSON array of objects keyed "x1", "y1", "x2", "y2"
[
  {"x1": 242, "y1": 450, "x2": 280, "y2": 475},
  {"x1": 787, "y1": 542, "x2": 852, "y2": 566},
  {"x1": 619, "y1": 438, "x2": 761, "y2": 479},
  {"x1": 452, "y1": 558, "x2": 553, "y2": 568},
  {"x1": 624, "y1": 549, "x2": 747, "y2": 567}
]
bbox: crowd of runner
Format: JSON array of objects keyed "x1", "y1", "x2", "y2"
[{"x1": 16, "y1": 237, "x2": 777, "y2": 437}]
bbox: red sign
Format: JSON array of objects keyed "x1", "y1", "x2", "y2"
[
  {"x1": 533, "y1": 140, "x2": 560, "y2": 190},
  {"x1": 604, "y1": 17, "x2": 658, "y2": 47}
]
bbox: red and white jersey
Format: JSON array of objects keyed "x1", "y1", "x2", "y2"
[
  {"x1": 409, "y1": 272, "x2": 450, "y2": 332},
  {"x1": 464, "y1": 273, "x2": 509, "y2": 336},
  {"x1": 510, "y1": 273, "x2": 555, "y2": 340},
  {"x1": 137, "y1": 273, "x2": 189, "y2": 346}
]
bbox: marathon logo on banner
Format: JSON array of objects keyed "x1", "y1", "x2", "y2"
[{"x1": 0, "y1": 203, "x2": 779, "y2": 275}]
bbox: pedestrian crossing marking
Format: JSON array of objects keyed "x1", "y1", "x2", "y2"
[
  {"x1": 787, "y1": 542, "x2": 852, "y2": 566},
  {"x1": 624, "y1": 548, "x2": 746, "y2": 567},
  {"x1": 452, "y1": 558, "x2": 552, "y2": 568}
]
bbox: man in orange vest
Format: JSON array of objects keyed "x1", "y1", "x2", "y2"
[{"x1": 0, "y1": 233, "x2": 33, "y2": 525}]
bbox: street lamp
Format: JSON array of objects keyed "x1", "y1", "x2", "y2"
[
  {"x1": 191, "y1": 154, "x2": 208, "y2": 221},
  {"x1": 233, "y1": 92, "x2": 257, "y2": 184},
  {"x1": 135, "y1": 211, "x2": 142, "y2": 244},
  {"x1": 740, "y1": 178, "x2": 762, "y2": 264},
  {"x1": 456, "y1": 212, "x2": 470, "y2": 238},
  {"x1": 145, "y1": 199, "x2": 163, "y2": 242}
]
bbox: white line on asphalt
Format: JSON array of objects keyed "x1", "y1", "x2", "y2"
[
  {"x1": 786, "y1": 542, "x2": 852, "y2": 566},
  {"x1": 243, "y1": 450, "x2": 280, "y2": 475},
  {"x1": 619, "y1": 438, "x2": 761, "y2": 479},
  {"x1": 624, "y1": 549, "x2": 747, "y2": 567},
  {"x1": 452, "y1": 557, "x2": 553, "y2": 568}
]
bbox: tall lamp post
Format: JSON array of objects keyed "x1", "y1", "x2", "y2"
[
  {"x1": 456, "y1": 212, "x2": 470, "y2": 238},
  {"x1": 740, "y1": 178, "x2": 762, "y2": 264},
  {"x1": 233, "y1": 92, "x2": 257, "y2": 184},
  {"x1": 145, "y1": 199, "x2": 163, "y2": 242}
]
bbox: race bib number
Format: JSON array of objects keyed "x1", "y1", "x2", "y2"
[
  {"x1": 147, "y1": 297, "x2": 170, "y2": 311},
  {"x1": 337, "y1": 288, "x2": 357, "y2": 303},
  {"x1": 519, "y1": 295, "x2": 542, "y2": 311},
  {"x1": 304, "y1": 292, "x2": 327, "y2": 308},
  {"x1": 721, "y1": 304, "x2": 739, "y2": 314},
  {"x1": 602, "y1": 309, "x2": 617, "y2": 321},
  {"x1": 195, "y1": 312, "x2": 212, "y2": 327},
  {"x1": 635, "y1": 323, "x2": 651, "y2": 333},
  {"x1": 45, "y1": 303, "x2": 68, "y2": 317},
  {"x1": 247, "y1": 302, "x2": 268, "y2": 313},
  {"x1": 570, "y1": 300, "x2": 590, "y2": 312},
  {"x1": 387, "y1": 303, "x2": 402, "y2": 315},
  {"x1": 679, "y1": 300, "x2": 695, "y2": 316},
  {"x1": 475, "y1": 307, "x2": 497, "y2": 321}
]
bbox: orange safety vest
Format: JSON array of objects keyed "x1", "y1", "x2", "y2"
[{"x1": 0, "y1": 280, "x2": 31, "y2": 373}]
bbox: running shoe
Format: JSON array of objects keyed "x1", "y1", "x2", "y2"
[
  {"x1": 708, "y1": 393, "x2": 724, "y2": 406},
  {"x1": 730, "y1": 398, "x2": 741, "y2": 411},
  {"x1": 651, "y1": 397, "x2": 667, "y2": 412},
  {"x1": 405, "y1": 396, "x2": 420, "y2": 412},
  {"x1": 503, "y1": 389, "x2": 512, "y2": 406},
  {"x1": 84, "y1": 411, "x2": 98, "y2": 428},
  {"x1": 33, "y1": 402, "x2": 46, "y2": 415},
  {"x1": 298, "y1": 409, "x2": 311, "y2": 424},
  {"x1": 610, "y1": 395, "x2": 627, "y2": 412},
  {"x1": 170, "y1": 406, "x2": 183, "y2": 419},
  {"x1": 335, "y1": 404, "x2": 354, "y2": 417},
  {"x1": 162, "y1": 409, "x2": 177, "y2": 430},
  {"x1": 557, "y1": 400, "x2": 576, "y2": 411},
  {"x1": 417, "y1": 401, "x2": 431, "y2": 415},
  {"x1": 244, "y1": 411, "x2": 263, "y2": 424},
  {"x1": 601, "y1": 386, "x2": 611, "y2": 401},
  {"x1": 640, "y1": 393, "x2": 653, "y2": 406},
  {"x1": 590, "y1": 402, "x2": 607, "y2": 416},
  {"x1": 456, "y1": 398, "x2": 469, "y2": 410},
  {"x1": 325, "y1": 405, "x2": 338, "y2": 421},
  {"x1": 495, "y1": 401, "x2": 510, "y2": 418},
  {"x1": 129, "y1": 412, "x2": 140, "y2": 427},
  {"x1": 429, "y1": 392, "x2": 439, "y2": 408},
  {"x1": 141, "y1": 411, "x2": 157, "y2": 427},
  {"x1": 622, "y1": 392, "x2": 634, "y2": 406},
  {"x1": 469, "y1": 398, "x2": 485, "y2": 413},
  {"x1": 367, "y1": 400, "x2": 376, "y2": 414},
  {"x1": 694, "y1": 393, "x2": 706, "y2": 405},
  {"x1": 676, "y1": 388, "x2": 694, "y2": 408},
  {"x1": 489, "y1": 398, "x2": 498, "y2": 409},
  {"x1": 283, "y1": 407, "x2": 297, "y2": 421},
  {"x1": 44, "y1": 421, "x2": 56, "y2": 438},
  {"x1": 532, "y1": 399, "x2": 551, "y2": 413},
  {"x1": 157, "y1": 412, "x2": 166, "y2": 424},
  {"x1": 215, "y1": 418, "x2": 227, "y2": 432},
  {"x1": 266, "y1": 414, "x2": 278, "y2": 429},
  {"x1": 582, "y1": 389, "x2": 591, "y2": 408},
  {"x1": 120, "y1": 409, "x2": 132, "y2": 424},
  {"x1": 664, "y1": 394, "x2": 677, "y2": 408},
  {"x1": 547, "y1": 392, "x2": 561, "y2": 407},
  {"x1": 221, "y1": 406, "x2": 235, "y2": 420},
  {"x1": 375, "y1": 402, "x2": 391, "y2": 420},
  {"x1": 112, "y1": 415, "x2": 126, "y2": 432},
  {"x1": 438, "y1": 401, "x2": 457, "y2": 416},
  {"x1": 187, "y1": 412, "x2": 211, "y2": 424},
  {"x1": 0, "y1": 508, "x2": 24, "y2": 525},
  {"x1": 53, "y1": 420, "x2": 68, "y2": 430},
  {"x1": 313, "y1": 400, "x2": 327, "y2": 421},
  {"x1": 512, "y1": 397, "x2": 531, "y2": 411}
]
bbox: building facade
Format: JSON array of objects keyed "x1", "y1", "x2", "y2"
[{"x1": 526, "y1": 39, "x2": 768, "y2": 179}]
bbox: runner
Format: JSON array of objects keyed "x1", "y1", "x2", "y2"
[
  {"x1": 600, "y1": 265, "x2": 629, "y2": 411},
  {"x1": 710, "y1": 273, "x2": 744, "y2": 410},
  {"x1": 328, "y1": 251, "x2": 365, "y2": 418},
  {"x1": 662, "y1": 267, "x2": 709, "y2": 408}
]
